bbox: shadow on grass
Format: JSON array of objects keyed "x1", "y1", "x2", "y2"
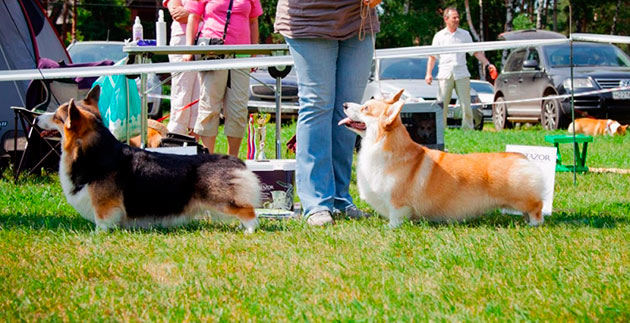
[
  {"x1": 0, "y1": 212, "x2": 292, "y2": 234},
  {"x1": 421, "y1": 203, "x2": 630, "y2": 229}
]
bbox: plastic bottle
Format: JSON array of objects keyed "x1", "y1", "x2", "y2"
[
  {"x1": 133, "y1": 16, "x2": 143, "y2": 42},
  {"x1": 156, "y1": 10, "x2": 167, "y2": 46}
]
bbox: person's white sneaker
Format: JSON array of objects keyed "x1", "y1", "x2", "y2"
[{"x1": 306, "y1": 210, "x2": 334, "y2": 226}]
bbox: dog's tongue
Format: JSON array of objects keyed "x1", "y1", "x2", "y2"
[
  {"x1": 338, "y1": 117, "x2": 352, "y2": 126},
  {"x1": 338, "y1": 117, "x2": 366, "y2": 130}
]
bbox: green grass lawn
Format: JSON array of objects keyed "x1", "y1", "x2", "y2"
[{"x1": 1, "y1": 123, "x2": 629, "y2": 321}]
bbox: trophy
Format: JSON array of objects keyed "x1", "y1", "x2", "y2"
[{"x1": 247, "y1": 113, "x2": 271, "y2": 160}]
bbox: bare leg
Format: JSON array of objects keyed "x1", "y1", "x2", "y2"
[
  {"x1": 227, "y1": 136, "x2": 242, "y2": 157},
  {"x1": 199, "y1": 135, "x2": 217, "y2": 154}
]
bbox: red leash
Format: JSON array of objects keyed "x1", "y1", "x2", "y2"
[{"x1": 156, "y1": 99, "x2": 199, "y2": 123}]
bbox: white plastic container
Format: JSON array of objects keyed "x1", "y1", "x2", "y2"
[
  {"x1": 246, "y1": 159, "x2": 296, "y2": 212},
  {"x1": 156, "y1": 10, "x2": 167, "y2": 46},
  {"x1": 133, "y1": 16, "x2": 143, "y2": 42}
]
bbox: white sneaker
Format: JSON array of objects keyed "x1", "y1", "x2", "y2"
[{"x1": 306, "y1": 210, "x2": 334, "y2": 226}]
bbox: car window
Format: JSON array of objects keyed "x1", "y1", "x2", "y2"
[
  {"x1": 526, "y1": 48, "x2": 540, "y2": 63},
  {"x1": 544, "y1": 43, "x2": 630, "y2": 68},
  {"x1": 67, "y1": 43, "x2": 127, "y2": 63},
  {"x1": 470, "y1": 82, "x2": 493, "y2": 94},
  {"x1": 379, "y1": 57, "x2": 436, "y2": 80},
  {"x1": 504, "y1": 50, "x2": 526, "y2": 72}
]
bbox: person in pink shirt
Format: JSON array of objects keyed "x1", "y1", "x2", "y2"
[
  {"x1": 163, "y1": 0, "x2": 200, "y2": 137},
  {"x1": 183, "y1": 0, "x2": 262, "y2": 157}
]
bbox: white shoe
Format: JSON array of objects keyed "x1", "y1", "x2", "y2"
[{"x1": 306, "y1": 210, "x2": 334, "y2": 226}]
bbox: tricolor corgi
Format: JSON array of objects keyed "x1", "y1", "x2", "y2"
[
  {"x1": 36, "y1": 86, "x2": 260, "y2": 232},
  {"x1": 568, "y1": 118, "x2": 628, "y2": 136},
  {"x1": 339, "y1": 89, "x2": 545, "y2": 228}
]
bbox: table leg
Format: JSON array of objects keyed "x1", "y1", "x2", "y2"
[
  {"x1": 139, "y1": 56, "x2": 148, "y2": 149},
  {"x1": 275, "y1": 76, "x2": 282, "y2": 159}
]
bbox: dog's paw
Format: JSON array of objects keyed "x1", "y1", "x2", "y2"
[{"x1": 241, "y1": 218, "x2": 259, "y2": 234}]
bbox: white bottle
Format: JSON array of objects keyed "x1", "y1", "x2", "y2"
[
  {"x1": 156, "y1": 10, "x2": 167, "y2": 46},
  {"x1": 133, "y1": 16, "x2": 143, "y2": 42}
]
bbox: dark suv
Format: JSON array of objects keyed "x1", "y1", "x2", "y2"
[{"x1": 493, "y1": 41, "x2": 630, "y2": 130}]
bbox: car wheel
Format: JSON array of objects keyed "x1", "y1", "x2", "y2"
[
  {"x1": 492, "y1": 96, "x2": 511, "y2": 130},
  {"x1": 541, "y1": 97, "x2": 565, "y2": 130}
]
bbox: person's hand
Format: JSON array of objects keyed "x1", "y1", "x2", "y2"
[
  {"x1": 170, "y1": 6, "x2": 189, "y2": 23},
  {"x1": 425, "y1": 74, "x2": 433, "y2": 85},
  {"x1": 183, "y1": 54, "x2": 193, "y2": 62},
  {"x1": 363, "y1": 0, "x2": 381, "y2": 8}
]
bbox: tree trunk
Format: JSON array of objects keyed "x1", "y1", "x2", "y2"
[
  {"x1": 60, "y1": 0, "x2": 69, "y2": 44},
  {"x1": 479, "y1": 0, "x2": 485, "y2": 78},
  {"x1": 553, "y1": 0, "x2": 558, "y2": 31},
  {"x1": 536, "y1": 0, "x2": 545, "y2": 30},
  {"x1": 502, "y1": 0, "x2": 515, "y2": 66},
  {"x1": 611, "y1": 0, "x2": 621, "y2": 34},
  {"x1": 464, "y1": 0, "x2": 480, "y2": 41},
  {"x1": 71, "y1": 0, "x2": 77, "y2": 43}
]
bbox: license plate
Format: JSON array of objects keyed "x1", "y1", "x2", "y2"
[{"x1": 612, "y1": 91, "x2": 630, "y2": 99}]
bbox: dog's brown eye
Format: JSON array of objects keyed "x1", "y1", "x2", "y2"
[{"x1": 361, "y1": 106, "x2": 367, "y2": 112}]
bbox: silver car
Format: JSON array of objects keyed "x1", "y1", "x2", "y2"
[{"x1": 363, "y1": 57, "x2": 483, "y2": 130}]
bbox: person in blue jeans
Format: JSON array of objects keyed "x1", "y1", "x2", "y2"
[{"x1": 274, "y1": 0, "x2": 381, "y2": 225}]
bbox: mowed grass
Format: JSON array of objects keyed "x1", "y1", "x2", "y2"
[{"x1": 1, "y1": 122, "x2": 629, "y2": 321}]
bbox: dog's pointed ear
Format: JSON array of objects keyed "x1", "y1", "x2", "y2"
[
  {"x1": 65, "y1": 98, "x2": 81, "y2": 129},
  {"x1": 383, "y1": 99, "x2": 405, "y2": 127},
  {"x1": 385, "y1": 89, "x2": 405, "y2": 104},
  {"x1": 84, "y1": 85, "x2": 100, "y2": 106}
]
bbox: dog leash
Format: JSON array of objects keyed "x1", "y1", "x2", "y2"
[{"x1": 359, "y1": 1, "x2": 384, "y2": 99}]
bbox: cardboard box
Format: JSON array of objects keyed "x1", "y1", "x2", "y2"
[{"x1": 246, "y1": 159, "x2": 296, "y2": 213}]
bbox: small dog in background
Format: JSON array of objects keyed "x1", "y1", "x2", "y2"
[
  {"x1": 568, "y1": 118, "x2": 628, "y2": 136},
  {"x1": 36, "y1": 85, "x2": 261, "y2": 232},
  {"x1": 129, "y1": 119, "x2": 168, "y2": 148},
  {"x1": 339, "y1": 89, "x2": 545, "y2": 228}
]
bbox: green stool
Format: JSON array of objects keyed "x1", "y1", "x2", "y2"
[{"x1": 544, "y1": 134, "x2": 593, "y2": 172}]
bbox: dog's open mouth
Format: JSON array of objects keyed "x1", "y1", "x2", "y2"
[
  {"x1": 338, "y1": 117, "x2": 366, "y2": 131},
  {"x1": 40, "y1": 130, "x2": 59, "y2": 138}
]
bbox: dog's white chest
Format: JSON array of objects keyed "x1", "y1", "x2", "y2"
[
  {"x1": 356, "y1": 145, "x2": 396, "y2": 215},
  {"x1": 59, "y1": 154, "x2": 95, "y2": 223}
]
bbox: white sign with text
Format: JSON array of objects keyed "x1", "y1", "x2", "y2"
[{"x1": 505, "y1": 145, "x2": 557, "y2": 216}]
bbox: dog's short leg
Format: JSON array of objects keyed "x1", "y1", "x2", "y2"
[
  {"x1": 388, "y1": 206, "x2": 412, "y2": 229},
  {"x1": 513, "y1": 198, "x2": 544, "y2": 226},
  {"x1": 221, "y1": 204, "x2": 258, "y2": 234},
  {"x1": 93, "y1": 206, "x2": 125, "y2": 232}
]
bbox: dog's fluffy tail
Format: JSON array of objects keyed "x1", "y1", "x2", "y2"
[{"x1": 231, "y1": 168, "x2": 262, "y2": 208}]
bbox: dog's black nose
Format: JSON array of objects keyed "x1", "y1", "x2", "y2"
[{"x1": 343, "y1": 103, "x2": 349, "y2": 110}]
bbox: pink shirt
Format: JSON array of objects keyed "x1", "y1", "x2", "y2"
[{"x1": 185, "y1": 0, "x2": 262, "y2": 45}]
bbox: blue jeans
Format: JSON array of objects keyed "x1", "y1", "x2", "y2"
[{"x1": 285, "y1": 35, "x2": 374, "y2": 217}]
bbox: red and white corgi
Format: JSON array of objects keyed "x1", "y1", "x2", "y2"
[
  {"x1": 568, "y1": 118, "x2": 628, "y2": 136},
  {"x1": 36, "y1": 86, "x2": 260, "y2": 232},
  {"x1": 339, "y1": 89, "x2": 545, "y2": 228}
]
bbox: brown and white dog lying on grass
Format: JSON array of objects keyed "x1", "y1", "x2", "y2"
[
  {"x1": 339, "y1": 89, "x2": 545, "y2": 228},
  {"x1": 568, "y1": 118, "x2": 628, "y2": 136},
  {"x1": 35, "y1": 86, "x2": 260, "y2": 232}
]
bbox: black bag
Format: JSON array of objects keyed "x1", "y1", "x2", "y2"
[
  {"x1": 193, "y1": 0, "x2": 233, "y2": 60},
  {"x1": 160, "y1": 133, "x2": 208, "y2": 154}
]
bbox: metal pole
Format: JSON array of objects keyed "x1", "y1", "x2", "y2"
[
  {"x1": 569, "y1": 4, "x2": 577, "y2": 185},
  {"x1": 138, "y1": 55, "x2": 148, "y2": 149},
  {"x1": 275, "y1": 76, "x2": 282, "y2": 159},
  {"x1": 125, "y1": 73, "x2": 130, "y2": 144}
]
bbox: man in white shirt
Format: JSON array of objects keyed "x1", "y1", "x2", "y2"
[{"x1": 425, "y1": 7, "x2": 496, "y2": 129}]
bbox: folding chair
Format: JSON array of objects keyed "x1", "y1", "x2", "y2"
[{"x1": 10, "y1": 58, "x2": 114, "y2": 181}]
